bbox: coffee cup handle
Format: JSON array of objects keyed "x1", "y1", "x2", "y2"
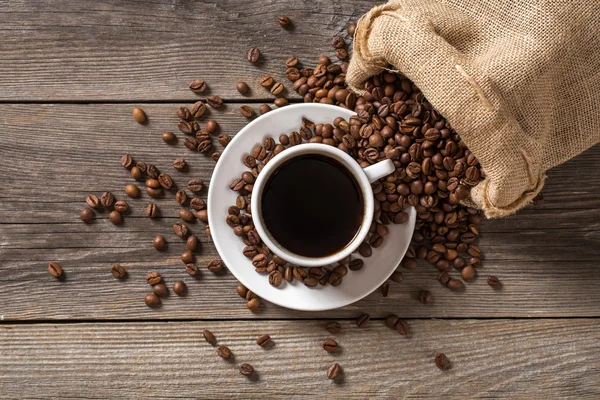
[{"x1": 363, "y1": 159, "x2": 396, "y2": 183}]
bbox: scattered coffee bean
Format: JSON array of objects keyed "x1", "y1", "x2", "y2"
[
  {"x1": 80, "y1": 208, "x2": 94, "y2": 223},
  {"x1": 114, "y1": 200, "x2": 129, "y2": 213},
  {"x1": 236, "y1": 81, "x2": 250, "y2": 95},
  {"x1": 206, "y1": 95, "x2": 223, "y2": 109},
  {"x1": 153, "y1": 235, "x2": 166, "y2": 250},
  {"x1": 256, "y1": 334, "x2": 271, "y2": 347},
  {"x1": 390, "y1": 271, "x2": 404, "y2": 283},
  {"x1": 323, "y1": 338, "x2": 338, "y2": 353},
  {"x1": 327, "y1": 363, "x2": 341, "y2": 379},
  {"x1": 259, "y1": 104, "x2": 271, "y2": 114},
  {"x1": 435, "y1": 353, "x2": 451, "y2": 370},
  {"x1": 217, "y1": 345, "x2": 232, "y2": 359},
  {"x1": 247, "y1": 47, "x2": 260, "y2": 63},
  {"x1": 173, "y1": 222, "x2": 189, "y2": 237},
  {"x1": 461, "y1": 265, "x2": 476, "y2": 281},
  {"x1": 381, "y1": 282, "x2": 390, "y2": 297},
  {"x1": 190, "y1": 198, "x2": 206, "y2": 211},
  {"x1": 186, "y1": 235, "x2": 199, "y2": 251},
  {"x1": 144, "y1": 293, "x2": 160, "y2": 307},
  {"x1": 203, "y1": 329, "x2": 216, "y2": 345},
  {"x1": 121, "y1": 154, "x2": 134, "y2": 169},
  {"x1": 185, "y1": 263, "x2": 199, "y2": 277},
  {"x1": 131, "y1": 166, "x2": 142, "y2": 180},
  {"x1": 177, "y1": 106, "x2": 192, "y2": 120},
  {"x1": 270, "y1": 82, "x2": 284, "y2": 95},
  {"x1": 124, "y1": 184, "x2": 139, "y2": 198},
  {"x1": 236, "y1": 284, "x2": 248, "y2": 298},
  {"x1": 85, "y1": 194, "x2": 101, "y2": 209},
  {"x1": 146, "y1": 203, "x2": 158, "y2": 218},
  {"x1": 356, "y1": 313, "x2": 370, "y2": 328},
  {"x1": 240, "y1": 363, "x2": 254, "y2": 376},
  {"x1": 47, "y1": 262, "x2": 63, "y2": 279},
  {"x1": 447, "y1": 278, "x2": 463, "y2": 290},
  {"x1": 348, "y1": 259, "x2": 364, "y2": 271},
  {"x1": 181, "y1": 250, "x2": 194, "y2": 264},
  {"x1": 396, "y1": 319, "x2": 409, "y2": 335},
  {"x1": 240, "y1": 105, "x2": 255, "y2": 118},
  {"x1": 110, "y1": 264, "x2": 127, "y2": 279},
  {"x1": 189, "y1": 79, "x2": 207, "y2": 93},
  {"x1": 268, "y1": 270, "x2": 283, "y2": 287},
  {"x1": 158, "y1": 173, "x2": 173, "y2": 190},
  {"x1": 152, "y1": 283, "x2": 168, "y2": 298},
  {"x1": 162, "y1": 131, "x2": 176, "y2": 143},
  {"x1": 347, "y1": 22, "x2": 356, "y2": 36},
  {"x1": 207, "y1": 259, "x2": 225, "y2": 273},
  {"x1": 191, "y1": 101, "x2": 207, "y2": 117},
  {"x1": 172, "y1": 280, "x2": 186, "y2": 296},
  {"x1": 146, "y1": 272, "x2": 162, "y2": 285},
  {"x1": 487, "y1": 275, "x2": 500, "y2": 287},
  {"x1": 325, "y1": 321, "x2": 341, "y2": 334},
  {"x1": 100, "y1": 191, "x2": 115, "y2": 208},
  {"x1": 278, "y1": 15, "x2": 291, "y2": 27},
  {"x1": 206, "y1": 119, "x2": 218, "y2": 133},
  {"x1": 196, "y1": 209, "x2": 208, "y2": 223},
  {"x1": 175, "y1": 190, "x2": 188, "y2": 205},
  {"x1": 385, "y1": 314, "x2": 399, "y2": 329},
  {"x1": 188, "y1": 178, "x2": 204, "y2": 193},
  {"x1": 259, "y1": 75, "x2": 274, "y2": 87},
  {"x1": 132, "y1": 107, "x2": 146, "y2": 123},
  {"x1": 246, "y1": 297, "x2": 260, "y2": 310},
  {"x1": 419, "y1": 290, "x2": 432, "y2": 304},
  {"x1": 274, "y1": 97, "x2": 289, "y2": 107},
  {"x1": 179, "y1": 208, "x2": 195, "y2": 222},
  {"x1": 108, "y1": 210, "x2": 123, "y2": 225}
]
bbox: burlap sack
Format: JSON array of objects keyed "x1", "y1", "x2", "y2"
[{"x1": 347, "y1": 0, "x2": 600, "y2": 218}]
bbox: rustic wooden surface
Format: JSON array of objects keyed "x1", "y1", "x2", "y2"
[{"x1": 0, "y1": 1, "x2": 599, "y2": 398}]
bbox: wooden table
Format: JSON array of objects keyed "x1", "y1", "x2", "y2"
[{"x1": 1, "y1": 1, "x2": 599, "y2": 398}]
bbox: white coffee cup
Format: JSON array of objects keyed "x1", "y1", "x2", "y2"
[{"x1": 251, "y1": 143, "x2": 395, "y2": 267}]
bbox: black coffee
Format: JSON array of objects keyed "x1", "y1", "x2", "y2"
[{"x1": 261, "y1": 154, "x2": 363, "y2": 257}]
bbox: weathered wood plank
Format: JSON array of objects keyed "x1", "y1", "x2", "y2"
[
  {"x1": 0, "y1": 103, "x2": 599, "y2": 320},
  {"x1": 0, "y1": 0, "x2": 367, "y2": 101},
  {"x1": 1, "y1": 319, "x2": 599, "y2": 399}
]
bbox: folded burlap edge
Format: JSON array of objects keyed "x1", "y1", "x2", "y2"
[{"x1": 346, "y1": 1, "x2": 546, "y2": 218}]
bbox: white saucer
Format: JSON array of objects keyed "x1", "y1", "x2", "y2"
[{"x1": 208, "y1": 103, "x2": 416, "y2": 311}]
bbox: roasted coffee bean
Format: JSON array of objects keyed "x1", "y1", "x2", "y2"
[
  {"x1": 186, "y1": 235, "x2": 199, "y2": 251},
  {"x1": 178, "y1": 208, "x2": 195, "y2": 222},
  {"x1": 256, "y1": 334, "x2": 271, "y2": 347},
  {"x1": 293, "y1": 267, "x2": 307, "y2": 281},
  {"x1": 246, "y1": 297, "x2": 261, "y2": 310},
  {"x1": 438, "y1": 271, "x2": 451, "y2": 285},
  {"x1": 435, "y1": 353, "x2": 451, "y2": 370},
  {"x1": 162, "y1": 131, "x2": 176, "y2": 144},
  {"x1": 447, "y1": 278, "x2": 463, "y2": 290},
  {"x1": 80, "y1": 208, "x2": 94, "y2": 223},
  {"x1": 347, "y1": 22, "x2": 356, "y2": 36},
  {"x1": 146, "y1": 179, "x2": 160, "y2": 189},
  {"x1": 461, "y1": 265, "x2": 476, "y2": 281},
  {"x1": 419, "y1": 290, "x2": 432, "y2": 304},
  {"x1": 190, "y1": 197, "x2": 206, "y2": 210},
  {"x1": 260, "y1": 75, "x2": 274, "y2": 87},
  {"x1": 172, "y1": 280, "x2": 187, "y2": 296},
  {"x1": 333, "y1": 264, "x2": 348, "y2": 277},
  {"x1": 86, "y1": 194, "x2": 101, "y2": 209},
  {"x1": 487, "y1": 275, "x2": 500, "y2": 287},
  {"x1": 206, "y1": 95, "x2": 223, "y2": 109},
  {"x1": 158, "y1": 173, "x2": 173, "y2": 189},
  {"x1": 274, "y1": 97, "x2": 289, "y2": 107},
  {"x1": 132, "y1": 107, "x2": 146, "y2": 123},
  {"x1": 48, "y1": 262, "x2": 63, "y2": 278},
  {"x1": 207, "y1": 259, "x2": 225, "y2": 273},
  {"x1": 124, "y1": 184, "x2": 139, "y2": 198},
  {"x1": 323, "y1": 338, "x2": 338, "y2": 353},
  {"x1": 259, "y1": 103, "x2": 272, "y2": 114},
  {"x1": 327, "y1": 363, "x2": 341, "y2": 380},
  {"x1": 331, "y1": 35, "x2": 345, "y2": 48},
  {"x1": 278, "y1": 15, "x2": 291, "y2": 27},
  {"x1": 303, "y1": 276, "x2": 318, "y2": 288},
  {"x1": 240, "y1": 105, "x2": 256, "y2": 118},
  {"x1": 184, "y1": 136, "x2": 199, "y2": 150},
  {"x1": 110, "y1": 264, "x2": 127, "y2": 279},
  {"x1": 381, "y1": 282, "x2": 390, "y2": 296},
  {"x1": 153, "y1": 235, "x2": 166, "y2": 250},
  {"x1": 396, "y1": 319, "x2": 409, "y2": 335},
  {"x1": 175, "y1": 190, "x2": 188, "y2": 205},
  {"x1": 177, "y1": 106, "x2": 192, "y2": 120},
  {"x1": 203, "y1": 329, "x2": 216, "y2": 345},
  {"x1": 247, "y1": 47, "x2": 260, "y2": 63},
  {"x1": 100, "y1": 191, "x2": 115, "y2": 208},
  {"x1": 181, "y1": 250, "x2": 194, "y2": 264},
  {"x1": 191, "y1": 100, "x2": 207, "y2": 117},
  {"x1": 173, "y1": 222, "x2": 188, "y2": 237},
  {"x1": 114, "y1": 200, "x2": 129, "y2": 213},
  {"x1": 196, "y1": 209, "x2": 208, "y2": 223},
  {"x1": 188, "y1": 178, "x2": 204, "y2": 193},
  {"x1": 236, "y1": 81, "x2": 250, "y2": 95},
  {"x1": 108, "y1": 210, "x2": 123, "y2": 225},
  {"x1": 121, "y1": 154, "x2": 134, "y2": 169},
  {"x1": 146, "y1": 203, "x2": 158, "y2": 218},
  {"x1": 269, "y1": 270, "x2": 283, "y2": 287},
  {"x1": 385, "y1": 314, "x2": 399, "y2": 329},
  {"x1": 152, "y1": 283, "x2": 168, "y2": 298},
  {"x1": 146, "y1": 272, "x2": 162, "y2": 286},
  {"x1": 240, "y1": 363, "x2": 254, "y2": 376},
  {"x1": 348, "y1": 259, "x2": 364, "y2": 271},
  {"x1": 271, "y1": 82, "x2": 284, "y2": 95},
  {"x1": 217, "y1": 345, "x2": 232, "y2": 359},
  {"x1": 356, "y1": 313, "x2": 370, "y2": 328},
  {"x1": 189, "y1": 79, "x2": 207, "y2": 93},
  {"x1": 252, "y1": 254, "x2": 268, "y2": 268},
  {"x1": 236, "y1": 284, "x2": 248, "y2": 298},
  {"x1": 324, "y1": 321, "x2": 341, "y2": 334},
  {"x1": 185, "y1": 263, "x2": 199, "y2": 277},
  {"x1": 144, "y1": 293, "x2": 160, "y2": 307}
]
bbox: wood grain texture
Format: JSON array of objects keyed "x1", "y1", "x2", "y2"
[
  {"x1": 1, "y1": 319, "x2": 599, "y2": 399},
  {"x1": 1, "y1": 103, "x2": 599, "y2": 320},
  {"x1": 0, "y1": 0, "x2": 369, "y2": 101}
]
